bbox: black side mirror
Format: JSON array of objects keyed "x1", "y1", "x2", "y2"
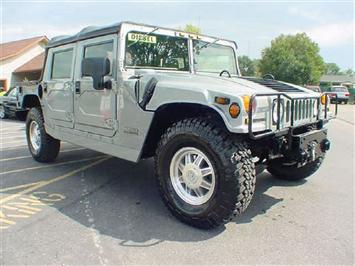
[{"x1": 82, "y1": 57, "x2": 110, "y2": 90}]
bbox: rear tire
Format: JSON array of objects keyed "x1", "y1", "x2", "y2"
[
  {"x1": 26, "y1": 107, "x2": 60, "y2": 163},
  {"x1": 267, "y1": 156, "x2": 324, "y2": 181},
  {"x1": 155, "y1": 118, "x2": 256, "y2": 229}
]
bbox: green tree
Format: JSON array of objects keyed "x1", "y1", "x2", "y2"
[
  {"x1": 259, "y1": 33, "x2": 325, "y2": 85},
  {"x1": 179, "y1": 24, "x2": 201, "y2": 34},
  {"x1": 324, "y1": 63, "x2": 341, "y2": 75},
  {"x1": 344, "y1": 68, "x2": 355, "y2": 76},
  {"x1": 238, "y1": 55, "x2": 256, "y2": 76}
]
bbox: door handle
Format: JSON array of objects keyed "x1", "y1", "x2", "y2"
[{"x1": 75, "y1": 81, "x2": 81, "y2": 94}]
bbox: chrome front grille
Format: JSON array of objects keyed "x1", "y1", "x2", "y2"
[
  {"x1": 249, "y1": 92, "x2": 336, "y2": 140},
  {"x1": 284, "y1": 98, "x2": 318, "y2": 125}
]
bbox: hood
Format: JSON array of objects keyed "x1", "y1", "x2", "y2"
[{"x1": 138, "y1": 71, "x2": 319, "y2": 98}]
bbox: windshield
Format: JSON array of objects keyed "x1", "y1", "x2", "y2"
[
  {"x1": 332, "y1": 87, "x2": 348, "y2": 92},
  {"x1": 125, "y1": 31, "x2": 189, "y2": 71},
  {"x1": 193, "y1": 40, "x2": 237, "y2": 75}
]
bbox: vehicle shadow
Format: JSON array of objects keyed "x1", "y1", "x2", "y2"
[
  {"x1": 55, "y1": 156, "x2": 306, "y2": 247},
  {"x1": 236, "y1": 171, "x2": 306, "y2": 224}
]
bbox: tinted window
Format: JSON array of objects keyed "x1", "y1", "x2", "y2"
[
  {"x1": 51, "y1": 49, "x2": 73, "y2": 79},
  {"x1": 83, "y1": 42, "x2": 113, "y2": 76},
  {"x1": 125, "y1": 31, "x2": 189, "y2": 71}
]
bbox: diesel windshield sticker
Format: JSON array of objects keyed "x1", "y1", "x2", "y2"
[{"x1": 128, "y1": 33, "x2": 157, "y2": 44}]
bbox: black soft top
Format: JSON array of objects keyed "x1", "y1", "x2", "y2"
[
  {"x1": 47, "y1": 22, "x2": 123, "y2": 48},
  {"x1": 47, "y1": 21, "x2": 236, "y2": 49}
]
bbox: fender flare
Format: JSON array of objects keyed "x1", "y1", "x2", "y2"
[{"x1": 21, "y1": 94, "x2": 41, "y2": 109}]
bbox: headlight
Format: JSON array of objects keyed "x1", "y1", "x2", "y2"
[{"x1": 272, "y1": 99, "x2": 284, "y2": 124}]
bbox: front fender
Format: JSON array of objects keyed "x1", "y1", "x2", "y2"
[{"x1": 145, "y1": 84, "x2": 245, "y2": 133}]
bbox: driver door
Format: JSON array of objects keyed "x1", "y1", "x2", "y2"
[{"x1": 73, "y1": 35, "x2": 118, "y2": 137}]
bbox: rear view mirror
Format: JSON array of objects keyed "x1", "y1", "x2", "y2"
[{"x1": 82, "y1": 57, "x2": 110, "y2": 90}]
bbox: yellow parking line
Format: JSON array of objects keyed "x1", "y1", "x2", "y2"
[
  {"x1": 0, "y1": 218, "x2": 16, "y2": 225},
  {"x1": 0, "y1": 142, "x2": 73, "y2": 151},
  {"x1": 0, "y1": 157, "x2": 110, "y2": 205},
  {"x1": 0, "y1": 130, "x2": 25, "y2": 134},
  {"x1": 0, "y1": 140, "x2": 26, "y2": 144},
  {"x1": 0, "y1": 126, "x2": 25, "y2": 130},
  {"x1": 0, "y1": 135, "x2": 24, "y2": 140},
  {"x1": 12, "y1": 205, "x2": 42, "y2": 212},
  {"x1": 7, "y1": 214, "x2": 29, "y2": 218},
  {"x1": 0, "y1": 144, "x2": 28, "y2": 151},
  {"x1": 0, "y1": 131, "x2": 25, "y2": 137},
  {"x1": 0, "y1": 155, "x2": 108, "y2": 176},
  {"x1": 0, "y1": 182, "x2": 42, "y2": 192},
  {"x1": 0, "y1": 147, "x2": 87, "y2": 162}
]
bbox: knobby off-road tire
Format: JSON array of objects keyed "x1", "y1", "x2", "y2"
[
  {"x1": 26, "y1": 107, "x2": 60, "y2": 163},
  {"x1": 155, "y1": 118, "x2": 256, "y2": 229},
  {"x1": 267, "y1": 156, "x2": 324, "y2": 181}
]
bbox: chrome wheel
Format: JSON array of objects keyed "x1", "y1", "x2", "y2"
[
  {"x1": 170, "y1": 147, "x2": 216, "y2": 205},
  {"x1": 29, "y1": 121, "x2": 41, "y2": 151},
  {"x1": 0, "y1": 106, "x2": 5, "y2": 119}
]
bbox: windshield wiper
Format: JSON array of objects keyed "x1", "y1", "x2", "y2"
[
  {"x1": 197, "y1": 38, "x2": 220, "y2": 50},
  {"x1": 127, "y1": 27, "x2": 159, "y2": 48}
]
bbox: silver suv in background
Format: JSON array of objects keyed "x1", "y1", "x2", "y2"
[{"x1": 330, "y1": 86, "x2": 350, "y2": 104}]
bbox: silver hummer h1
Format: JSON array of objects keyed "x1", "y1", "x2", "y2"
[{"x1": 24, "y1": 22, "x2": 336, "y2": 229}]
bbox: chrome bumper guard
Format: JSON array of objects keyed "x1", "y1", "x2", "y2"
[{"x1": 248, "y1": 92, "x2": 338, "y2": 140}]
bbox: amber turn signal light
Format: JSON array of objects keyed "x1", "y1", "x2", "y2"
[
  {"x1": 215, "y1": 97, "x2": 230, "y2": 105},
  {"x1": 229, "y1": 103, "x2": 241, "y2": 118},
  {"x1": 321, "y1": 94, "x2": 328, "y2": 105},
  {"x1": 242, "y1": 96, "x2": 251, "y2": 112}
]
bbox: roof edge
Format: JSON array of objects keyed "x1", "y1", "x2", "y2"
[{"x1": 47, "y1": 21, "x2": 238, "y2": 49}]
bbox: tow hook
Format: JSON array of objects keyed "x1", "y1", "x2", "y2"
[
  {"x1": 309, "y1": 142, "x2": 317, "y2": 162},
  {"x1": 321, "y1": 139, "x2": 331, "y2": 152}
]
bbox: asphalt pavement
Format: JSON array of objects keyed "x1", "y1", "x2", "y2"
[{"x1": 0, "y1": 105, "x2": 354, "y2": 265}]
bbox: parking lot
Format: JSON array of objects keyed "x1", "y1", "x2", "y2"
[{"x1": 0, "y1": 105, "x2": 353, "y2": 265}]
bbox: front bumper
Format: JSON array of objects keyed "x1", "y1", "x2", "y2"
[
  {"x1": 248, "y1": 92, "x2": 337, "y2": 140},
  {"x1": 292, "y1": 128, "x2": 329, "y2": 166}
]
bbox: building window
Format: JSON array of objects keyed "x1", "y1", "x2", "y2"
[{"x1": 51, "y1": 49, "x2": 73, "y2": 79}]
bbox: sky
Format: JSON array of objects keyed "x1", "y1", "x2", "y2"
[{"x1": 1, "y1": 0, "x2": 354, "y2": 70}]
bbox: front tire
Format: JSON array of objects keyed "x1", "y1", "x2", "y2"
[
  {"x1": 26, "y1": 107, "x2": 60, "y2": 162},
  {"x1": 267, "y1": 156, "x2": 324, "y2": 181},
  {"x1": 155, "y1": 118, "x2": 256, "y2": 229}
]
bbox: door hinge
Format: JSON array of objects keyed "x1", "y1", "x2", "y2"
[{"x1": 75, "y1": 81, "x2": 81, "y2": 94}]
